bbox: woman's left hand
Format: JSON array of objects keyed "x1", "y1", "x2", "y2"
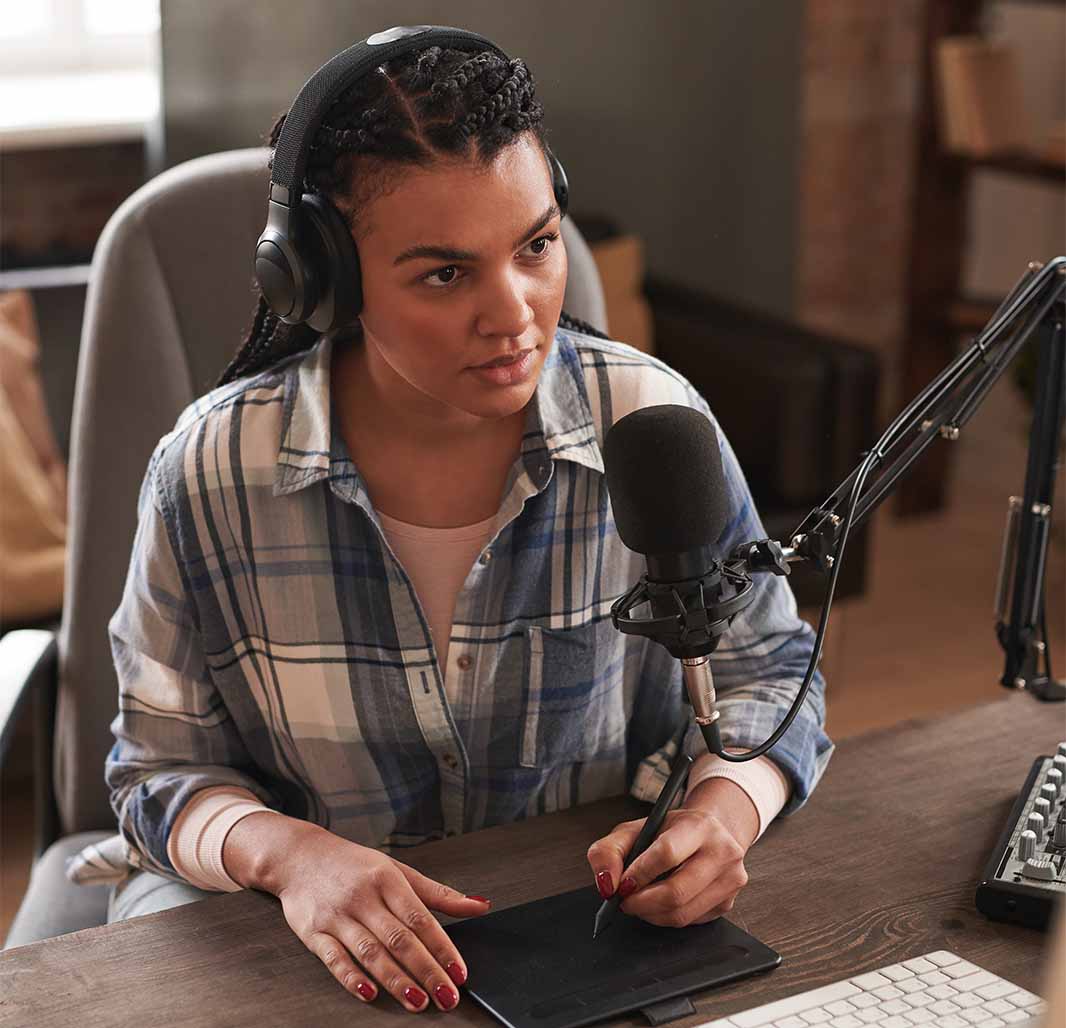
[{"x1": 586, "y1": 804, "x2": 752, "y2": 928}]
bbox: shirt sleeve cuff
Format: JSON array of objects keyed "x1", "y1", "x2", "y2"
[
  {"x1": 166, "y1": 785, "x2": 282, "y2": 892},
  {"x1": 684, "y1": 748, "x2": 793, "y2": 842}
]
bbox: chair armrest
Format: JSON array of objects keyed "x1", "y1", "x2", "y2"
[{"x1": 0, "y1": 629, "x2": 58, "y2": 765}]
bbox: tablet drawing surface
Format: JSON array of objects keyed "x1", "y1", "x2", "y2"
[{"x1": 445, "y1": 884, "x2": 781, "y2": 1028}]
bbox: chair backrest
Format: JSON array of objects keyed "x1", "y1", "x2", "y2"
[{"x1": 54, "y1": 147, "x2": 609, "y2": 833}]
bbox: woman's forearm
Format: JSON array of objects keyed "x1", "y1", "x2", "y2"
[{"x1": 222, "y1": 810, "x2": 326, "y2": 894}]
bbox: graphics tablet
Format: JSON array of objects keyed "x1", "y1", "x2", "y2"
[{"x1": 444, "y1": 884, "x2": 781, "y2": 1028}]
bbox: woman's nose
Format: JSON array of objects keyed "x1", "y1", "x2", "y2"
[{"x1": 475, "y1": 270, "x2": 535, "y2": 338}]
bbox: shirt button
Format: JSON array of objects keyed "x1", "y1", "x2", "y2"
[
  {"x1": 457, "y1": 654, "x2": 473, "y2": 671},
  {"x1": 479, "y1": 549, "x2": 492, "y2": 565},
  {"x1": 442, "y1": 752, "x2": 458, "y2": 769}
]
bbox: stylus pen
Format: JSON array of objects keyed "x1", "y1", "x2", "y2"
[{"x1": 593, "y1": 752, "x2": 694, "y2": 939}]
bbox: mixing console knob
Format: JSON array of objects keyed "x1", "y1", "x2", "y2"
[
  {"x1": 1036, "y1": 797, "x2": 1053, "y2": 822},
  {"x1": 1021, "y1": 856, "x2": 1056, "y2": 881},
  {"x1": 1054, "y1": 820, "x2": 1066, "y2": 849},
  {"x1": 1054, "y1": 755, "x2": 1066, "y2": 781},
  {"x1": 1041, "y1": 783, "x2": 1058, "y2": 808},
  {"x1": 1018, "y1": 830, "x2": 1038, "y2": 861},
  {"x1": 1028, "y1": 812, "x2": 1046, "y2": 837},
  {"x1": 1048, "y1": 768, "x2": 1064, "y2": 796},
  {"x1": 1057, "y1": 742, "x2": 1066, "y2": 759}
]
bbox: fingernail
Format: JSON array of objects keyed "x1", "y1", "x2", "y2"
[
  {"x1": 435, "y1": 983, "x2": 459, "y2": 1010},
  {"x1": 356, "y1": 981, "x2": 376, "y2": 1001},
  {"x1": 595, "y1": 870, "x2": 615, "y2": 900},
  {"x1": 618, "y1": 876, "x2": 638, "y2": 898},
  {"x1": 466, "y1": 894, "x2": 490, "y2": 904},
  {"x1": 446, "y1": 961, "x2": 466, "y2": 986},
  {"x1": 404, "y1": 985, "x2": 428, "y2": 1009}
]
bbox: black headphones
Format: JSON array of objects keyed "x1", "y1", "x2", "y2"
[{"x1": 254, "y1": 24, "x2": 570, "y2": 335}]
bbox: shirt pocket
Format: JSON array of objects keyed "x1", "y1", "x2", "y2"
[{"x1": 520, "y1": 619, "x2": 626, "y2": 768}]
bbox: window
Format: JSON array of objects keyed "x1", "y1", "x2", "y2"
[{"x1": 0, "y1": 0, "x2": 160, "y2": 146}]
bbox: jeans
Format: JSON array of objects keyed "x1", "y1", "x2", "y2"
[{"x1": 107, "y1": 869, "x2": 219, "y2": 923}]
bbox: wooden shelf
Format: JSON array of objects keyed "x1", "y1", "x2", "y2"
[{"x1": 953, "y1": 149, "x2": 1065, "y2": 183}]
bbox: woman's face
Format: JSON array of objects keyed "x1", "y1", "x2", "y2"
[{"x1": 352, "y1": 134, "x2": 568, "y2": 433}]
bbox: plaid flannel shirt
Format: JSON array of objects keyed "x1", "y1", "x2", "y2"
[{"x1": 105, "y1": 326, "x2": 835, "y2": 883}]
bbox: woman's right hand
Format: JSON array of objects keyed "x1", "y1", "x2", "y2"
[{"x1": 273, "y1": 826, "x2": 492, "y2": 1012}]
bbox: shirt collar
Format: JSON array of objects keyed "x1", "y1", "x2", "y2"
[{"x1": 273, "y1": 327, "x2": 604, "y2": 501}]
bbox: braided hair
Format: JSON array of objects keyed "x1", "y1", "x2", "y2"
[{"x1": 217, "y1": 44, "x2": 607, "y2": 388}]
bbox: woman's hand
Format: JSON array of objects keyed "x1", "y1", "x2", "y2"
[
  {"x1": 586, "y1": 779, "x2": 757, "y2": 928},
  {"x1": 273, "y1": 826, "x2": 491, "y2": 1012}
]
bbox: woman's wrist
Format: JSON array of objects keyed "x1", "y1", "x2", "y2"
[
  {"x1": 681, "y1": 775, "x2": 760, "y2": 850},
  {"x1": 222, "y1": 810, "x2": 327, "y2": 894}
]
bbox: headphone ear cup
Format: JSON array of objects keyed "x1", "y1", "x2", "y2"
[
  {"x1": 545, "y1": 145, "x2": 569, "y2": 219},
  {"x1": 299, "y1": 192, "x2": 364, "y2": 333}
]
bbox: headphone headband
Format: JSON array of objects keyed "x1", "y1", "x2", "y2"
[{"x1": 270, "y1": 25, "x2": 510, "y2": 204}]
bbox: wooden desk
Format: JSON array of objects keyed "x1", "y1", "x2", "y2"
[{"x1": 1, "y1": 694, "x2": 1061, "y2": 1027}]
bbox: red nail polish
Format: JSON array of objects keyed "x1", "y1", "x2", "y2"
[
  {"x1": 446, "y1": 961, "x2": 466, "y2": 986},
  {"x1": 404, "y1": 986, "x2": 428, "y2": 1008},
  {"x1": 435, "y1": 983, "x2": 458, "y2": 1009},
  {"x1": 619, "y1": 877, "x2": 638, "y2": 898},
  {"x1": 595, "y1": 870, "x2": 615, "y2": 900},
  {"x1": 466, "y1": 894, "x2": 490, "y2": 904},
  {"x1": 356, "y1": 981, "x2": 376, "y2": 1000}
]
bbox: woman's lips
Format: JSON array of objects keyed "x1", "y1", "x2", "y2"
[{"x1": 468, "y1": 347, "x2": 537, "y2": 385}]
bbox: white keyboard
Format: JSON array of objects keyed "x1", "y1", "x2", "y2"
[{"x1": 700, "y1": 950, "x2": 1047, "y2": 1028}]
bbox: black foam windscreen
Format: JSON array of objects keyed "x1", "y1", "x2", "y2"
[{"x1": 603, "y1": 404, "x2": 730, "y2": 555}]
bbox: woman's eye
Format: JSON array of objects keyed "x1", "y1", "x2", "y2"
[{"x1": 420, "y1": 232, "x2": 559, "y2": 289}]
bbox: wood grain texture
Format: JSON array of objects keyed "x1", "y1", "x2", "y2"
[{"x1": 1, "y1": 694, "x2": 1061, "y2": 1028}]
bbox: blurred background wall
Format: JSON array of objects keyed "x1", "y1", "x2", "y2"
[{"x1": 160, "y1": 0, "x2": 806, "y2": 322}]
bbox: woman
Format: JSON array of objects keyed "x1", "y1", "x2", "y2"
[{"x1": 101, "y1": 39, "x2": 834, "y2": 1013}]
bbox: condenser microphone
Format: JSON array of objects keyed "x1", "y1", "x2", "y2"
[{"x1": 604, "y1": 404, "x2": 758, "y2": 755}]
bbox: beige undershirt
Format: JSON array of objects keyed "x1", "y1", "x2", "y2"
[{"x1": 167, "y1": 509, "x2": 791, "y2": 892}]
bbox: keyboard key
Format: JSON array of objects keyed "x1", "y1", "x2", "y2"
[
  {"x1": 953, "y1": 993, "x2": 984, "y2": 1009},
  {"x1": 926, "y1": 952, "x2": 963, "y2": 968},
  {"x1": 873, "y1": 985, "x2": 905, "y2": 1001},
  {"x1": 828, "y1": 1016, "x2": 863, "y2": 1028},
  {"x1": 856, "y1": 1009, "x2": 882, "y2": 1024},
  {"x1": 984, "y1": 999, "x2": 1016, "y2": 1016},
  {"x1": 1000, "y1": 1010, "x2": 1034, "y2": 1024},
  {"x1": 825, "y1": 1001, "x2": 856, "y2": 1016},
  {"x1": 800, "y1": 1009, "x2": 831, "y2": 1024},
  {"x1": 775, "y1": 1018, "x2": 807, "y2": 1028},
  {"x1": 849, "y1": 994, "x2": 881, "y2": 1010},
  {"x1": 904, "y1": 993, "x2": 935, "y2": 1009},
  {"x1": 959, "y1": 1011, "x2": 991, "y2": 1025},
  {"x1": 879, "y1": 1017, "x2": 909, "y2": 1028},
  {"x1": 983, "y1": 1020, "x2": 1007, "y2": 1028},
  {"x1": 918, "y1": 971, "x2": 951, "y2": 987},
  {"x1": 1008, "y1": 991, "x2": 1042, "y2": 1009},
  {"x1": 942, "y1": 961, "x2": 982, "y2": 980},
  {"x1": 937, "y1": 1016, "x2": 969, "y2": 1028},
  {"x1": 729, "y1": 982, "x2": 862, "y2": 1028},
  {"x1": 953, "y1": 971, "x2": 1001, "y2": 993},
  {"x1": 851, "y1": 973, "x2": 892, "y2": 991},
  {"x1": 902, "y1": 958, "x2": 938, "y2": 975},
  {"x1": 880, "y1": 1000, "x2": 910, "y2": 1016},
  {"x1": 976, "y1": 982, "x2": 1021, "y2": 1002},
  {"x1": 903, "y1": 1009, "x2": 936, "y2": 1025},
  {"x1": 928, "y1": 985, "x2": 961, "y2": 1001},
  {"x1": 930, "y1": 999, "x2": 961, "y2": 1016},
  {"x1": 880, "y1": 964, "x2": 915, "y2": 982},
  {"x1": 897, "y1": 979, "x2": 926, "y2": 995}
]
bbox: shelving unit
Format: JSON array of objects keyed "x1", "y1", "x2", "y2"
[{"x1": 897, "y1": 0, "x2": 1064, "y2": 516}]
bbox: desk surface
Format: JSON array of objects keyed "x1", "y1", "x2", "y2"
[{"x1": 2, "y1": 693, "x2": 1062, "y2": 1027}]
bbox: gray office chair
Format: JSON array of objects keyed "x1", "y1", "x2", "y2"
[{"x1": 0, "y1": 147, "x2": 608, "y2": 948}]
